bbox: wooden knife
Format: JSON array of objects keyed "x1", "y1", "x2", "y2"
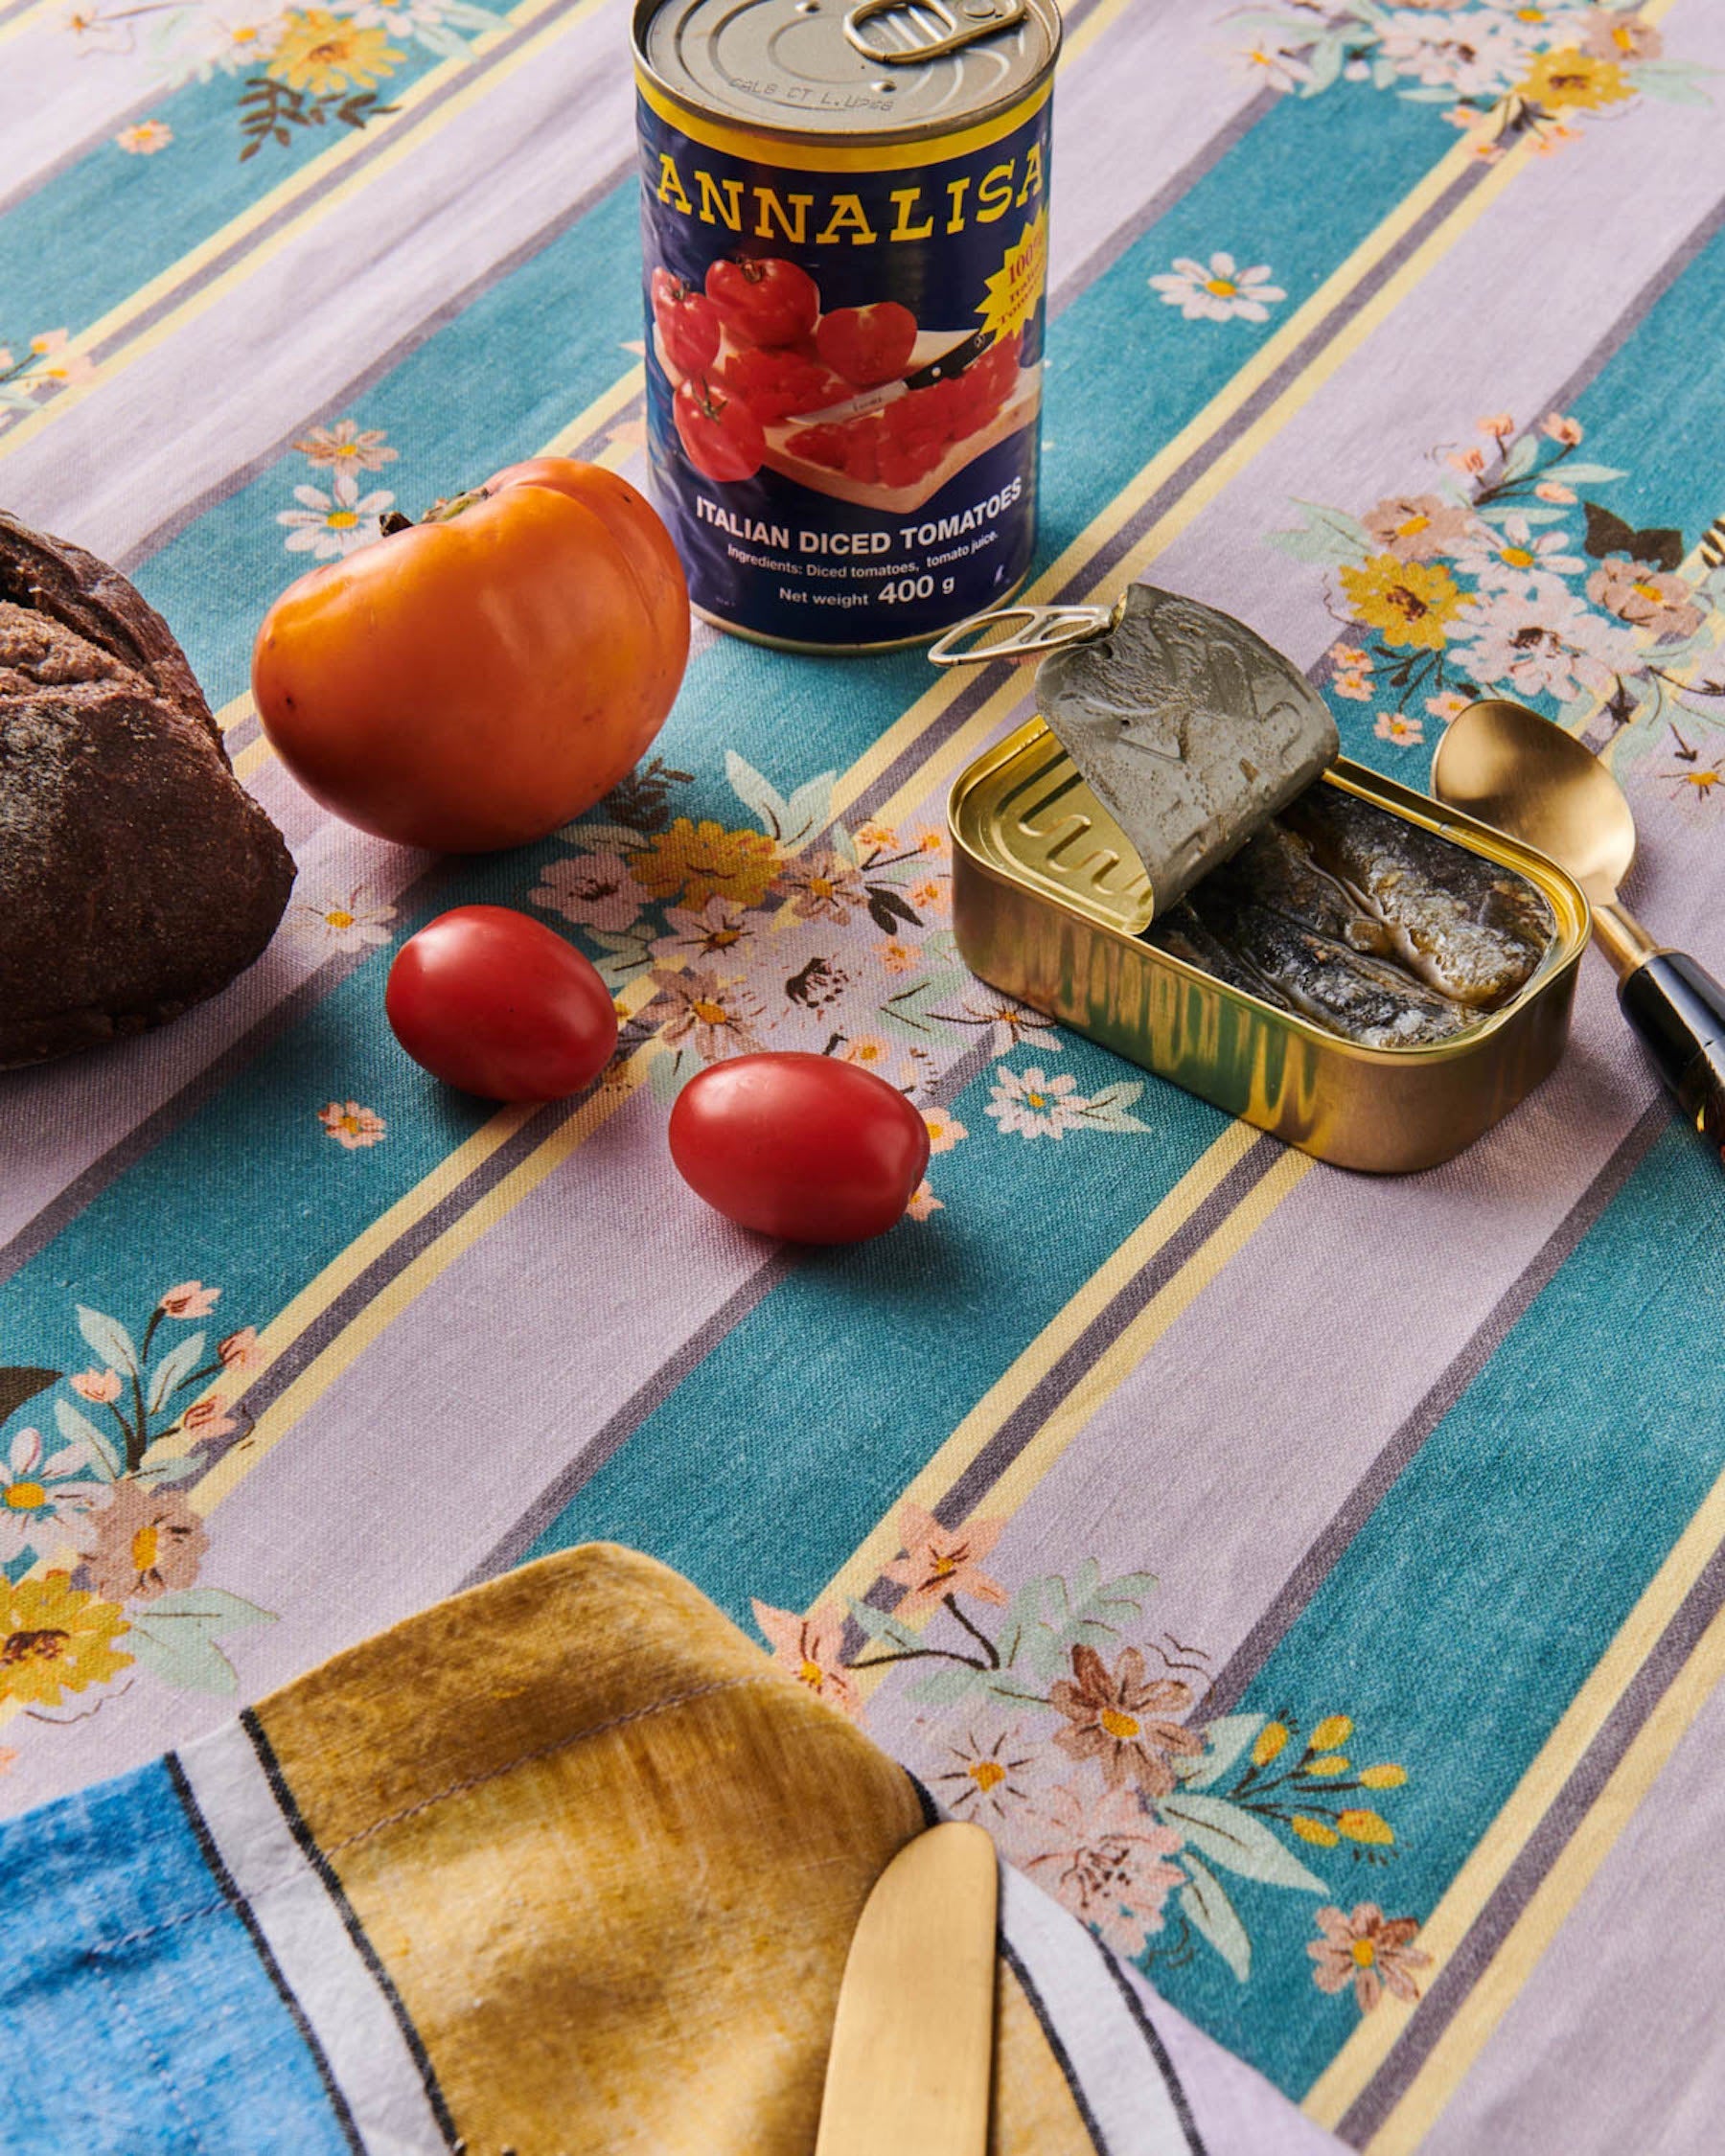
[{"x1": 813, "y1": 1822, "x2": 999, "y2": 2156}]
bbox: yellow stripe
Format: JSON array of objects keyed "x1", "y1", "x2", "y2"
[
  {"x1": 0, "y1": 0, "x2": 61, "y2": 49},
  {"x1": 632, "y1": 71, "x2": 1052, "y2": 173},
  {"x1": 1367, "y1": 1586, "x2": 1725, "y2": 2153},
  {"x1": 815, "y1": 1122, "x2": 1264, "y2": 1622},
  {"x1": 0, "y1": 0, "x2": 611, "y2": 467},
  {"x1": 816, "y1": 1139, "x2": 1316, "y2": 1674},
  {"x1": 189, "y1": 88, "x2": 1546, "y2": 1525}
]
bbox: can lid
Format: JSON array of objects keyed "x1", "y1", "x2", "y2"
[{"x1": 635, "y1": 0, "x2": 1059, "y2": 143}]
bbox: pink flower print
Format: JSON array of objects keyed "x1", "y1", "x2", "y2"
[
  {"x1": 1047, "y1": 1645, "x2": 1204, "y2": 1796},
  {"x1": 1476, "y1": 412, "x2": 1514, "y2": 439},
  {"x1": 1445, "y1": 447, "x2": 1486, "y2": 478},
  {"x1": 319, "y1": 1101, "x2": 387, "y2": 1149},
  {"x1": 751, "y1": 1600, "x2": 858, "y2": 1716},
  {"x1": 217, "y1": 1327, "x2": 261, "y2": 1370},
  {"x1": 905, "y1": 1181, "x2": 943, "y2": 1222},
  {"x1": 1535, "y1": 480, "x2": 1576, "y2": 504},
  {"x1": 159, "y1": 1281, "x2": 220, "y2": 1319},
  {"x1": 877, "y1": 940, "x2": 921, "y2": 975},
  {"x1": 1021, "y1": 1783, "x2": 1186, "y2": 1959},
  {"x1": 922, "y1": 1107, "x2": 966, "y2": 1155},
  {"x1": 1541, "y1": 412, "x2": 1583, "y2": 446},
  {"x1": 115, "y1": 120, "x2": 172, "y2": 153},
  {"x1": 1308, "y1": 1904, "x2": 1431, "y2": 2014},
  {"x1": 179, "y1": 1399, "x2": 237, "y2": 1442},
  {"x1": 881, "y1": 1502, "x2": 1008, "y2": 1618},
  {"x1": 70, "y1": 1368, "x2": 123, "y2": 1404}
]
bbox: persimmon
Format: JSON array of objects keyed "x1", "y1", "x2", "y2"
[{"x1": 251, "y1": 457, "x2": 689, "y2": 853}]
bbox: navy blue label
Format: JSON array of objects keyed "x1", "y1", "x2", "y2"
[{"x1": 637, "y1": 87, "x2": 1050, "y2": 646}]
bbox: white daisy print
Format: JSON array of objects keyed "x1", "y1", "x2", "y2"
[
  {"x1": 984, "y1": 1065, "x2": 1152, "y2": 1142},
  {"x1": 279, "y1": 469, "x2": 395, "y2": 560},
  {"x1": 1149, "y1": 252, "x2": 1286, "y2": 325},
  {"x1": 290, "y1": 891, "x2": 398, "y2": 952}
]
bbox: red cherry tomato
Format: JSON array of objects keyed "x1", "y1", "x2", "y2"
[
  {"x1": 385, "y1": 906, "x2": 618, "y2": 1101},
  {"x1": 668, "y1": 1053, "x2": 931, "y2": 1245},
  {"x1": 816, "y1": 301, "x2": 918, "y2": 388},
  {"x1": 704, "y1": 257, "x2": 820, "y2": 348},
  {"x1": 651, "y1": 267, "x2": 722, "y2": 378},
  {"x1": 673, "y1": 375, "x2": 767, "y2": 483}
]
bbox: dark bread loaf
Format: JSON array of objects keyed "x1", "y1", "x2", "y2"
[{"x1": 0, "y1": 512, "x2": 294, "y2": 1068}]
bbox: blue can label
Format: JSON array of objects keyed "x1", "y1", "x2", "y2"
[{"x1": 637, "y1": 81, "x2": 1050, "y2": 647}]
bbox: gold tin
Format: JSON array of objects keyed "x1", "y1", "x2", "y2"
[{"x1": 949, "y1": 718, "x2": 1591, "y2": 1174}]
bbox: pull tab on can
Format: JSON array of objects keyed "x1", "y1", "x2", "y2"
[
  {"x1": 927, "y1": 601, "x2": 1121, "y2": 667},
  {"x1": 843, "y1": 0, "x2": 1028, "y2": 65}
]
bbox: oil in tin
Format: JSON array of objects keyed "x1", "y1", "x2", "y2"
[{"x1": 632, "y1": 0, "x2": 1062, "y2": 652}]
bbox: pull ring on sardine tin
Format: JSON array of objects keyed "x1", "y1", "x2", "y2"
[{"x1": 927, "y1": 602, "x2": 1118, "y2": 667}]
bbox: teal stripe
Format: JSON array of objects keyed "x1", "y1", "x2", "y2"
[
  {"x1": 0, "y1": 80, "x2": 1451, "y2": 1451},
  {"x1": 523, "y1": 1037, "x2": 1230, "y2": 1612},
  {"x1": 1148, "y1": 1121, "x2": 1724, "y2": 2098},
  {"x1": 0, "y1": 43, "x2": 452, "y2": 345}
]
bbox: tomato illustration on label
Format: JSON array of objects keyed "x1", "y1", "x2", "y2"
[
  {"x1": 673, "y1": 374, "x2": 766, "y2": 482},
  {"x1": 816, "y1": 302, "x2": 917, "y2": 389},
  {"x1": 651, "y1": 267, "x2": 721, "y2": 378},
  {"x1": 718, "y1": 345, "x2": 847, "y2": 424},
  {"x1": 704, "y1": 257, "x2": 820, "y2": 348}
]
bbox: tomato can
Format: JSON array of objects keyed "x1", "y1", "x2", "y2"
[{"x1": 632, "y1": 0, "x2": 1060, "y2": 652}]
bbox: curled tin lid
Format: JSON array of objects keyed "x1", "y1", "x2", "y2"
[
  {"x1": 931, "y1": 588, "x2": 1342, "y2": 918},
  {"x1": 634, "y1": 0, "x2": 1059, "y2": 141}
]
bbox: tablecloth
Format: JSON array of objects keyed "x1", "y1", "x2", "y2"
[{"x1": 3, "y1": 0, "x2": 1725, "y2": 2147}]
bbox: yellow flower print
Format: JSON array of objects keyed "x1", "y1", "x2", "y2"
[
  {"x1": 1293, "y1": 1815, "x2": 1341, "y2": 1847},
  {"x1": 1360, "y1": 1762, "x2": 1408, "y2": 1789},
  {"x1": 1252, "y1": 1720, "x2": 1289, "y2": 1766},
  {"x1": 0, "y1": 1573, "x2": 130, "y2": 1709},
  {"x1": 1338, "y1": 555, "x2": 1465, "y2": 652},
  {"x1": 1309, "y1": 1713, "x2": 1353, "y2": 1751},
  {"x1": 1518, "y1": 47, "x2": 1633, "y2": 113},
  {"x1": 627, "y1": 818, "x2": 781, "y2": 910},
  {"x1": 1337, "y1": 1808, "x2": 1395, "y2": 1846},
  {"x1": 268, "y1": 11, "x2": 402, "y2": 96}
]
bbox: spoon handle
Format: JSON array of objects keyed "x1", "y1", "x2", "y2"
[{"x1": 1619, "y1": 951, "x2": 1725, "y2": 1160}]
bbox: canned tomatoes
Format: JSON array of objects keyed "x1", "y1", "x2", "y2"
[{"x1": 632, "y1": 0, "x2": 1060, "y2": 652}]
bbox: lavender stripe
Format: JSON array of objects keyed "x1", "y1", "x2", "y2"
[
  {"x1": 840, "y1": 1132, "x2": 1285, "y2": 1660},
  {"x1": 1338, "y1": 1519, "x2": 1725, "y2": 2145},
  {"x1": 467, "y1": 1034, "x2": 1001, "y2": 1581},
  {"x1": 939, "y1": 1135, "x2": 1284, "y2": 1525},
  {"x1": 1203, "y1": 1100, "x2": 1666, "y2": 1718},
  {"x1": 84, "y1": 11, "x2": 626, "y2": 372},
  {"x1": 116, "y1": 150, "x2": 638, "y2": 573},
  {"x1": 1047, "y1": 87, "x2": 1278, "y2": 318}
]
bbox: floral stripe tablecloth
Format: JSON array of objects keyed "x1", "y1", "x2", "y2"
[{"x1": 5, "y1": 1, "x2": 1725, "y2": 2148}]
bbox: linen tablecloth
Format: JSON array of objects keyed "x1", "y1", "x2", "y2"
[{"x1": 4, "y1": 0, "x2": 1725, "y2": 2147}]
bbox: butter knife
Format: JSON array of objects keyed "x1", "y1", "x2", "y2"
[{"x1": 814, "y1": 1821, "x2": 998, "y2": 2156}]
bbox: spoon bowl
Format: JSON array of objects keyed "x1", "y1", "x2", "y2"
[
  {"x1": 1431, "y1": 697, "x2": 1637, "y2": 907},
  {"x1": 1431, "y1": 698, "x2": 1725, "y2": 1163}
]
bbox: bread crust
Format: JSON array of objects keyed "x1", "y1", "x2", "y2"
[{"x1": 0, "y1": 514, "x2": 295, "y2": 1068}]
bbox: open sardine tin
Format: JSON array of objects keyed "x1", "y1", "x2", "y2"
[{"x1": 949, "y1": 719, "x2": 1591, "y2": 1174}]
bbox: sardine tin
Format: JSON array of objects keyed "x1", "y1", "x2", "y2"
[
  {"x1": 949, "y1": 719, "x2": 1590, "y2": 1173},
  {"x1": 632, "y1": 0, "x2": 1060, "y2": 652}
]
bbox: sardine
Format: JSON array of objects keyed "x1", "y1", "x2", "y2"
[
  {"x1": 1157, "y1": 883, "x2": 1478, "y2": 1047},
  {"x1": 1206, "y1": 823, "x2": 1394, "y2": 959},
  {"x1": 1281, "y1": 788, "x2": 1551, "y2": 1009}
]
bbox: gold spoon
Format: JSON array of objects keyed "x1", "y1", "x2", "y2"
[{"x1": 1432, "y1": 697, "x2": 1725, "y2": 1160}]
